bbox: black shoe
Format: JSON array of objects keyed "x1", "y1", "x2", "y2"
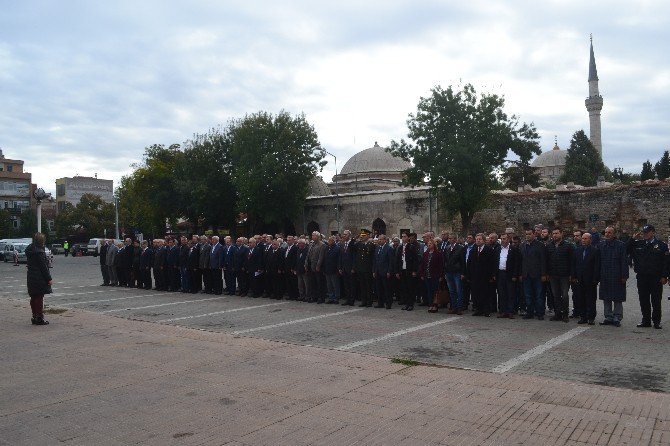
[
  {"x1": 522, "y1": 314, "x2": 534, "y2": 320},
  {"x1": 612, "y1": 321, "x2": 621, "y2": 327},
  {"x1": 577, "y1": 318, "x2": 588, "y2": 324},
  {"x1": 31, "y1": 317, "x2": 37, "y2": 325},
  {"x1": 33, "y1": 317, "x2": 49, "y2": 325},
  {"x1": 654, "y1": 323, "x2": 662, "y2": 329},
  {"x1": 375, "y1": 304, "x2": 385, "y2": 308},
  {"x1": 340, "y1": 301, "x2": 349, "y2": 305},
  {"x1": 636, "y1": 322, "x2": 652, "y2": 328},
  {"x1": 316, "y1": 299, "x2": 324, "y2": 304},
  {"x1": 600, "y1": 320, "x2": 613, "y2": 326},
  {"x1": 472, "y1": 312, "x2": 483, "y2": 316},
  {"x1": 401, "y1": 305, "x2": 408, "y2": 310},
  {"x1": 358, "y1": 303, "x2": 368, "y2": 307},
  {"x1": 536, "y1": 315, "x2": 544, "y2": 321},
  {"x1": 418, "y1": 302, "x2": 428, "y2": 307},
  {"x1": 406, "y1": 306, "x2": 413, "y2": 311},
  {"x1": 588, "y1": 320, "x2": 595, "y2": 325},
  {"x1": 385, "y1": 304, "x2": 392, "y2": 309}
]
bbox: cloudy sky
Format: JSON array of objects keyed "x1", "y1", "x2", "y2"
[{"x1": 2, "y1": 0, "x2": 669, "y2": 194}]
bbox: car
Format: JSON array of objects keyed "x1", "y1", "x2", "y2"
[
  {"x1": 10, "y1": 243, "x2": 30, "y2": 263},
  {"x1": 70, "y1": 243, "x2": 89, "y2": 256},
  {"x1": 50, "y1": 244, "x2": 65, "y2": 255},
  {"x1": 0, "y1": 238, "x2": 32, "y2": 261}
]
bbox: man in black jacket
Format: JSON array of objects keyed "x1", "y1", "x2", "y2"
[
  {"x1": 547, "y1": 229, "x2": 574, "y2": 322},
  {"x1": 520, "y1": 229, "x2": 548, "y2": 320},
  {"x1": 444, "y1": 234, "x2": 465, "y2": 313},
  {"x1": 153, "y1": 239, "x2": 167, "y2": 291},
  {"x1": 572, "y1": 233, "x2": 600, "y2": 325},
  {"x1": 283, "y1": 236, "x2": 298, "y2": 300},
  {"x1": 339, "y1": 230, "x2": 356, "y2": 306},
  {"x1": 188, "y1": 235, "x2": 201, "y2": 294},
  {"x1": 496, "y1": 233, "x2": 521, "y2": 318},
  {"x1": 139, "y1": 240, "x2": 153, "y2": 290},
  {"x1": 99, "y1": 240, "x2": 110, "y2": 286},
  {"x1": 178, "y1": 236, "x2": 190, "y2": 293},
  {"x1": 466, "y1": 234, "x2": 497, "y2": 317},
  {"x1": 396, "y1": 232, "x2": 420, "y2": 311}
]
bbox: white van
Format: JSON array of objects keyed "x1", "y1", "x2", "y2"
[
  {"x1": 87, "y1": 238, "x2": 122, "y2": 256},
  {"x1": 0, "y1": 238, "x2": 32, "y2": 261}
]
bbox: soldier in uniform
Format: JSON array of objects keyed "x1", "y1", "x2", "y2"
[
  {"x1": 628, "y1": 225, "x2": 668, "y2": 329},
  {"x1": 351, "y1": 229, "x2": 375, "y2": 307}
]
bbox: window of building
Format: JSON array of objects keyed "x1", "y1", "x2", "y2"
[
  {"x1": 6, "y1": 164, "x2": 13, "y2": 172},
  {"x1": 12, "y1": 219, "x2": 18, "y2": 229},
  {"x1": 56, "y1": 184, "x2": 65, "y2": 196}
]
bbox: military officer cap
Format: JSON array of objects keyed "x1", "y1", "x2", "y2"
[
  {"x1": 642, "y1": 225, "x2": 655, "y2": 233},
  {"x1": 360, "y1": 229, "x2": 371, "y2": 236}
]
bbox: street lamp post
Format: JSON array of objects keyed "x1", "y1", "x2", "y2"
[
  {"x1": 115, "y1": 197, "x2": 120, "y2": 239},
  {"x1": 323, "y1": 149, "x2": 340, "y2": 234},
  {"x1": 32, "y1": 188, "x2": 50, "y2": 234}
]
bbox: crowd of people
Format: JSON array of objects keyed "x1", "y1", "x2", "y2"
[{"x1": 94, "y1": 223, "x2": 670, "y2": 329}]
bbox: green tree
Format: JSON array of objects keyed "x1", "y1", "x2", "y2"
[
  {"x1": 654, "y1": 150, "x2": 670, "y2": 180},
  {"x1": 500, "y1": 160, "x2": 541, "y2": 190},
  {"x1": 117, "y1": 144, "x2": 183, "y2": 236},
  {"x1": 388, "y1": 84, "x2": 540, "y2": 233},
  {"x1": 612, "y1": 167, "x2": 641, "y2": 184},
  {"x1": 640, "y1": 160, "x2": 654, "y2": 181},
  {"x1": 55, "y1": 194, "x2": 115, "y2": 238},
  {"x1": 0, "y1": 209, "x2": 13, "y2": 238},
  {"x1": 228, "y1": 111, "x2": 323, "y2": 233},
  {"x1": 560, "y1": 130, "x2": 611, "y2": 186}
]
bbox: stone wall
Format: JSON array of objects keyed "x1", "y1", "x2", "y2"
[{"x1": 453, "y1": 181, "x2": 670, "y2": 238}]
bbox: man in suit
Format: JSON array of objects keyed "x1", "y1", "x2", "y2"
[
  {"x1": 373, "y1": 234, "x2": 394, "y2": 309},
  {"x1": 153, "y1": 239, "x2": 167, "y2": 291},
  {"x1": 234, "y1": 237, "x2": 250, "y2": 296},
  {"x1": 295, "y1": 238, "x2": 309, "y2": 301},
  {"x1": 305, "y1": 232, "x2": 327, "y2": 303},
  {"x1": 199, "y1": 236, "x2": 212, "y2": 294},
  {"x1": 547, "y1": 228, "x2": 574, "y2": 322},
  {"x1": 208, "y1": 236, "x2": 223, "y2": 295},
  {"x1": 99, "y1": 239, "x2": 110, "y2": 286},
  {"x1": 572, "y1": 232, "x2": 600, "y2": 325},
  {"x1": 265, "y1": 239, "x2": 284, "y2": 299},
  {"x1": 105, "y1": 239, "x2": 119, "y2": 286},
  {"x1": 166, "y1": 238, "x2": 180, "y2": 291},
  {"x1": 283, "y1": 235, "x2": 298, "y2": 300},
  {"x1": 461, "y1": 234, "x2": 476, "y2": 310},
  {"x1": 597, "y1": 227, "x2": 629, "y2": 327},
  {"x1": 117, "y1": 242, "x2": 127, "y2": 287},
  {"x1": 520, "y1": 229, "x2": 548, "y2": 320},
  {"x1": 178, "y1": 236, "x2": 190, "y2": 293},
  {"x1": 140, "y1": 240, "x2": 153, "y2": 290},
  {"x1": 188, "y1": 235, "x2": 201, "y2": 294},
  {"x1": 339, "y1": 230, "x2": 356, "y2": 306},
  {"x1": 496, "y1": 233, "x2": 521, "y2": 318},
  {"x1": 466, "y1": 233, "x2": 497, "y2": 316},
  {"x1": 222, "y1": 236, "x2": 237, "y2": 295},
  {"x1": 247, "y1": 238, "x2": 264, "y2": 297},
  {"x1": 444, "y1": 234, "x2": 465, "y2": 314},
  {"x1": 396, "y1": 232, "x2": 420, "y2": 311},
  {"x1": 351, "y1": 229, "x2": 375, "y2": 307}
]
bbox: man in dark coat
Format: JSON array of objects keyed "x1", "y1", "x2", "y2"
[
  {"x1": 351, "y1": 229, "x2": 375, "y2": 307},
  {"x1": 444, "y1": 234, "x2": 465, "y2": 313},
  {"x1": 283, "y1": 236, "x2": 298, "y2": 300},
  {"x1": 547, "y1": 229, "x2": 574, "y2": 322},
  {"x1": 496, "y1": 233, "x2": 521, "y2": 318},
  {"x1": 222, "y1": 236, "x2": 238, "y2": 295},
  {"x1": 99, "y1": 240, "x2": 110, "y2": 286},
  {"x1": 628, "y1": 225, "x2": 668, "y2": 329},
  {"x1": 234, "y1": 238, "x2": 250, "y2": 296},
  {"x1": 209, "y1": 236, "x2": 224, "y2": 295},
  {"x1": 295, "y1": 238, "x2": 309, "y2": 301},
  {"x1": 520, "y1": 229, "x2": 548, "y2": 320},
  {"x1": 188, "y1": 235, "x2": 201, "y2": 294},
  {"x1": 597, "y1": 227, "x2": 629, "y2": 327},
  {"x1": 132, "y1": 240, "x2": 141, "y2": 288},
  {"x1": 166, "y1": 238, "x2": 180, "y2": 291},
  {"x1": 396, "y1": 232, "x2": 420, "y2": 311},
  {"x1": 373, "y1": 234, "x2": 394, "y2": 309},
  {"x1": 153, "y1": 239, "x2": 167, "y2": 291},
  {"x1": 199, "y1": 236, "x2": 212, "y2": 294},
  {"x1": 178, "y1": 236, "x2": 190, "y2": 293},
  {"x1": 26, "y1": 235, "x2": 53, "y2": 325},
  {"x1": 572, "y1": 233, "x2": 600, "y2": 325},
  {"x1": 140, "y1": 240, "x2": 153, "y2": 290},
  {"x1": 339, "y1": 230, "x2": 356, "y2": 306},
  {"x1": 247, "y1": 238, "x2": 264, "y2": 297},
  {"x1": 466, "y1": 234, "x2": 497, "y2": 316},
  {"x1": 265, "y1": 240, "x2": 284, "y2": 299}
]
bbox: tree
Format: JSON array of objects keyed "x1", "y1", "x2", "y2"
[
  {"x1": 612, "y1": 167, "x2": 641, "y2": 184},
  {"x1": 640, "y1": 160, "x2": 655, "y2": 181},
  {"x1": 560, "y1": 130, "x2": 611, "y2": 186},
  {"x1": 500, "y1": 160, "x2": 541, "y2": 190},
  {"x1": 228, "y1": 111, "x2": 323, "y2": 233},
  {"x1": 0, "y1": 209, "x2": 13, "y2": 238},
  {"x1": 17, "y1": 209, "x2": 37, "y2": 237},
  {"x1": 654, "y1": 150, "x2": 670, "y2": 180},
  {"x1": 388, "y1": 84, "x2": 541, "y2": 233},
  {"x1": 54, "y1": 194, "x2": 115, "y2": 238}
]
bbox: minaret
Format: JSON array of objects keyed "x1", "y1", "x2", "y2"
[{"x1": 585, "y1": 34, "x2": 603, "y2": 157}]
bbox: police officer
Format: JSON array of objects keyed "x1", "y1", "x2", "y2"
[
  {"x1": 351, "y1": 229, "x2": 375, "y2": 307},
  {"x1": 628, "y1": 225, "x2": 668, "y2": 329}
]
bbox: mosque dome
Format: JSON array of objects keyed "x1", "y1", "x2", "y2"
[
  {"x1": 531, "y1": 143, "x2": 567, "y2": 184},
  {"x1": 339, "y1": 142, "x2": 411, "y2": 176},
  {"x1": 307, "y1": 175, "x2": 331, "y2": 196}
]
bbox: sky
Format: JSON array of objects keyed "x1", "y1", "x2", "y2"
[{"x1": 2, "y1": 0, "x2": 669, "y2": 195}]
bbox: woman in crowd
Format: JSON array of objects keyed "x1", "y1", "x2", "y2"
[
  {"x1": 26, "y1": 232, "x2": 53, "y2": 325},
  {"x1": 419, "y1": 238, "x2": 444, "y2": 313}
]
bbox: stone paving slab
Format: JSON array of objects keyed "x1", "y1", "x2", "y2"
[{"x1": 2, "y1": 298, "x2": 670, "y2": 445}]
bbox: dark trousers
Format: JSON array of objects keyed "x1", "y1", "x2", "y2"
[
  {"x1": 572, "y1": 281, "x2": 597, "y2": 320},
  {"x1": 224, "y1": 269, "x2": 237, "y2": 293},
  {"x1": 236, "y1": 269, "x2": 249, "y2": 294},
  {"x1": 30, "y1": 296, "x2": 44, "y2": 317},
  {"x1": 202, "y1": 268, "x2": 212, "y2": 293},
  {"x1": 637, "y1": 274, "x2": 663, "y2": 324},
  {"x1": 211, "y1": 268, "x2": 223, "y2": 294},
  {"x1": 400, "y1": 271, "x2": 417, "y2": 306},
  {"x1": 496, "y1": 271, "x2": 516, "y2": 314},
  {"x1": 170, "y1": 266, "x2": 180, "y2": 290},
  {"x1": 267, "y1": 272, "x2": 283, "y2": 299},
  {"x1": 190, "y1": 268, "x2": 202, "y2": 293},
  {"x1": 154, "y1": 267, "x2": 165, "y2": 290},
  {"x1": 118, "y1": 267, "x2": 128, "y2": 286},
  {"x1": 101, "y1": 264, "x2": 110, "y2": 285},
  {"x1": 342, "y1": 272, "x2": 356, "y2": 303},
  {"x1": 375, "y1": 274, "x2": 391, "y2": 306},
  {"x1": 250, "y1": 271, "x2": 264, "y2": 296},
  {"x1": 307, "y1": 271, "x2": 325, "y2": 302},
  {"x1": 142, "y1": 268, "x2": 152, "y2": 289},
  {"x1": 357, "y1": 272, "x2": 373, "y2": 305},
  {"x1": 462, "y1": 281, "x2": 471, "y2": 308},
  {"x1": 286, "y1": 272, "x2": 298, "y2": 299},
  {"x1": 132, "y1": 265, "x2": 142, "y2": 288},
  {"x1": 471, "y1": 279, "x2": 491, "y2": 314}
]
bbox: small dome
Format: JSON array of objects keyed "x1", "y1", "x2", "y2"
[
  {"x1": 340, "y1": 142, "x2": 411, "y2": 176},
  {"x1": 307, "y1": 175, "x2": 331, "y2": 196},
  {"x1": 531, "y1": 146, "x2": 567, "y2": 168}
]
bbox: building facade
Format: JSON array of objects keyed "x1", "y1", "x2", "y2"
[
  {"x1": 55, "y1": 176, "x2": 114, "y2": 212},
  {"x1": 0, "y1": 149, "x2": 32, "y2": 230}
]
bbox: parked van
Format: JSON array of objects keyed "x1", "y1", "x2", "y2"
[{"x1": 0, "y1": 238, "x2": 32, "y2": 261}]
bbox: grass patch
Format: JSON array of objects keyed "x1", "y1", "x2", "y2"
[
  {"x1": 391, "y1": 358, "x2": 421, "y2": 367},
  {"x1": 43, "y1": 308, "x2": 68, "y2": 314}
]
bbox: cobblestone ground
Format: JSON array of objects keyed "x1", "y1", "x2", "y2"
[{"x1": 2, "y1": 254, "x2": 669, "y2": 397}]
